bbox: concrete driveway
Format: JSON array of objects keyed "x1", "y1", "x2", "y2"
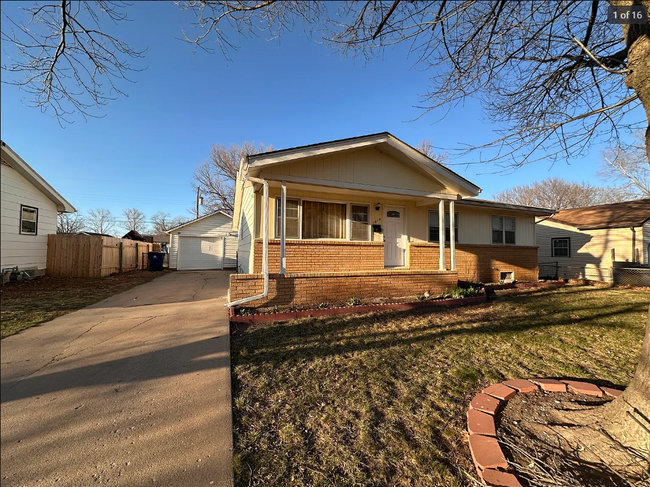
[{"x1": 1, "y1": 271, "x2": 234, "y2": 487}]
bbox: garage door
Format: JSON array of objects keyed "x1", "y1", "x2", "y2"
[{"x1": 179, "y1": 237, "x2": 224, "y2": 270}]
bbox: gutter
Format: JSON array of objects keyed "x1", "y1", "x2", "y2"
[{"x1": 225, "y1": 174, "x2": 269, "y2": 308}]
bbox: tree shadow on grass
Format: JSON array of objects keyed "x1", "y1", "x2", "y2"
[{"x1": 231, "y1": 295, "x2": 646, "y2": 369}]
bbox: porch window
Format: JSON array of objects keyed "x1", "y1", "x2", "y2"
[
  {"x1": 275, "y1": 198, "x2": 300, "y2": 239},
  {"x1": 302, "y1": 201, "x2": 346, "y2": 239},
  {"x1": 492, "y1": 216, "x2": 516, "y2": 244},
  {"x1": 20, "y1": 205, "x2": 38, "y2": 235},
  {"x1": 551, "y1": 237, "x2": 570, "y2": 257},
  {"x1": 350, "y1": 204, "x2": 370, "y2": 241},
  {"x1": 428, "y1": 211, "x2": 458, "y2": 243}
]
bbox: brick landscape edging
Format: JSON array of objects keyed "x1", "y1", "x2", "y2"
[
  {"x1": 483, "y1": 281, "x2": 565, "y2": 291},
  {"x1": 466, "y1": 378, "x2": 623, "y2": 487},
  {"x1": 229, "y1": 293, "x2": 487, "y2": 323}
]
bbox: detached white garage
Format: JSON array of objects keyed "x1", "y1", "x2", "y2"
[{"x1": 167, "y1": 210, "x2": 237, "y2": 270}]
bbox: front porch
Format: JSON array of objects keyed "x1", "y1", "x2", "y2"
[{"x1": 229, "y1": 238, "x2": 540, "y2": 308}]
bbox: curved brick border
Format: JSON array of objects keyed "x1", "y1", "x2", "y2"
[{"x1": 467, "y1": 378, "x2": 623, "y2": 487}]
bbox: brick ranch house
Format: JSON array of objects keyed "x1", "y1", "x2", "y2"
[{"x1": 228, "y1": 133, "x2": 553, "y2": 308}]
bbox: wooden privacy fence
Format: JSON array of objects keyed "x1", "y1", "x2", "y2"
[{"x1": 47, "y1": 234, "x2": 155, "y2": 277}]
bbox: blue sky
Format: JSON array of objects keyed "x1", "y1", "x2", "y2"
[{"x1": 1, "y1": 2, "x2": 643, "y2": 232}]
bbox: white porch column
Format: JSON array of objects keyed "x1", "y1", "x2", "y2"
[
  {"x1": 449, "y1": 200, "x2": 456, "y2": 271},
  {"x1": 438, "y1": 199, "x2": 446, "y2": 271},
  {"x1": 280, "y1": 180, "x2": 287, "y2": 274}
]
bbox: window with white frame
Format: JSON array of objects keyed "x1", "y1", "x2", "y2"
[
  {"x1": 551, "y1": 238, "x2": 570, "y2": 257},
  {"x1": 20, "y1": 205, "x2": 38, "y2": 235},
  {"x1": 492, "y1": 216, "x2": 516, "y2": 244},
  {"x1": 350, "y1": 204, "x2": 370, "y2": 241},
  {"x1": 428, "y1": 211, "x2": 458, "y2": 243},
  {"x1": 275, "y1": 198, "x2": 300, "y2": 239},
  {"x1": 302, "y1": 200, "x2": 346, "y2": 239}
]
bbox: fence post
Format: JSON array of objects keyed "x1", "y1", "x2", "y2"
[
  {"x1": 135, "y1": 243, "x2": 139, "y2": 269},
  {"x1": 119, "y1": 241, "x2": 123, "y2": 273}
]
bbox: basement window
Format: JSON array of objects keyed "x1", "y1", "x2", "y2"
[
  {"x1": 500, "y1": 271, "x2": 514, "y2": 283},
  {"x1": 20, "y1": 205, "x2": 38, "y2": 235}
]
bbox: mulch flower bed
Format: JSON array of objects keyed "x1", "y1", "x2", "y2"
[
  {"x1": 229, "y1": 293, "x2": 487, "y2": 323},
  {"x1": 229, "y1": 281, "x2": 567, "y2": 323}
]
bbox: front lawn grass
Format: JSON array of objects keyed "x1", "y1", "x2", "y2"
[
  {"x1": 230, "y1": 286, "x2": 649, "y2": 487},
  {"x1": 1, "y1": 270, "x2": 170, "y2": 338}
]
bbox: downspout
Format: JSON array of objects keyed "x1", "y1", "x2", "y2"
[{"x1": 225, "y1": 175, "x2": 269, "y2": 307}]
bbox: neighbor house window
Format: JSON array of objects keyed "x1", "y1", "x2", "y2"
[
  {"x1": 428, "y1": 211, "x2": 458, "y2": 243},
  {"x1": 552, "y1": 238, "x2": 570, "y2": 257},
  {"x1": 20, "y1": 205, "x2": 38, "y2": 235},
  {"x1": 350, "y1": 204, "x2": 370, "y2": 241},
  {"x1": 275, "y1": 198, "x2": 300, "y2": 239},
  {"x1": 492, "y1": 216, "x2": 516, "y2": 244},
  {"x1": 302, "y1": 200, "x2": 346, "y2": 239}
]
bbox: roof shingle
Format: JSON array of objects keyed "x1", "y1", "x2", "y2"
[{"x1": 548, "y1": 198, "x2": 650, "y2": 230}]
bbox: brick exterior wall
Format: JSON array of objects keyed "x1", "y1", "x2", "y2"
[
  {"x1": 230, "y1": 270, "x2": 458, "y2": 308},
  {"x1": 409, "y1": 243, "x2": 538, "y2": 283},
  {"x1": 253, "y1": 239, "x2": 385, "y2": 273}
]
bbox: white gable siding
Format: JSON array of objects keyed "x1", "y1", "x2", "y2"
[
  {"x1": 262, "y1": 147, "x2": 448, "y2": 195},
  {"x1": 1, "y1": 163, "x2": 58, "y2": 270},
  {"x1": 168, "y1": 213, "x2": 237, "y2": 269},
  {"x1": 536, "y1": 219, "x2": 642, "y2": 282},
  {"x1": 237, "y1": 186, "x2": 255, "y2": 273}
]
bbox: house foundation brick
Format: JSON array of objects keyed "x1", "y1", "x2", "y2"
[
  {"x1": 409, "y1": 243, "x2": 539, "y2": 283},
  {"x1": 229, "y1": 270, "x2": 458, "y2": 308}
]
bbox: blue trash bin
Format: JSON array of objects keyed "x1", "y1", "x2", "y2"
[{"x1": 148, "y1": 252, "x2": 165, "y2": 271}]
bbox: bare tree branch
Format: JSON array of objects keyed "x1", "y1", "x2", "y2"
[
  {"x1": 122, "y1": 208, "x2": 147, "y2": 233},
  {"x1": 493, "y1": 177, "x2": 634, "y2": 210},
  {"x1": 86, "y1": 207, "x2": 116, "y2": 235},
  {"x1": 57, "y1": 211, "x2": 85, "y2": 233},
  {"x1": 1, "y1": 1, "x2": 146, "y2": 123},
  {"x1": 600, "y1": 130, "x2": 650, "y2": 198},
  {"x1": 193, "y1": 141, "x2": 272, "y2": 213}
]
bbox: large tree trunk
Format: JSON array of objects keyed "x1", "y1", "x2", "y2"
[
  {"x1": 600, "y1": 0, "x2": 650, "y2": 450},
  {"x1": 599, "y1": 308, "x2": 650, "y2": 450},
  {"x1": 616, "y1": 0, "x2": 650, "y2": 159}
]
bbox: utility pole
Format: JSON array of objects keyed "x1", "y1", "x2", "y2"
[{"x1": 196, "y1": 187, "x2": 200, "y2": 219}]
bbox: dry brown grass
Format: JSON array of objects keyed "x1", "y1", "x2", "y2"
[
  {"x1": 230, "y1": 286, "x2": 649, "y2": 487},
  {"x1": 1, "y1": 271, "x2": 170, "y2": 338}
]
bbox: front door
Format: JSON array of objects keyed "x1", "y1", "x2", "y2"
[{"x1": 384, "y1": 206, "x2": 405, "y2": 267}]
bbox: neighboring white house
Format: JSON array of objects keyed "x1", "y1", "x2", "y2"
[
  {"x1": 536, "y1": 198, "x2": 650, "y2": 282},
  {"x1": 1, "y1": 141, "x2": 76, "y2": 275},
  {"x1": 167, "y1": 210, "x2": 238, "y2": 270}
]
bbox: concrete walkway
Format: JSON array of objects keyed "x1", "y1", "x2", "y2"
[{"x1": 1, "y1": 271, "x2": 234, "y2": 487}]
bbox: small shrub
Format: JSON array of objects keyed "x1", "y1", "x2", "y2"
[
  {"x1": 443, "y1": 286, "x2": 482, "y2": 299},
  {"x1": 239, "y1": 308, "x2": 255, "y2": 316},
  {"x1": 272, "y1": 305, "x2": 280, "y2": 313},
  {"x1": 317, "y1": 302, "x2": 329, "y2": 309},
  {"x1": 347, "y1": 297, "x2": 361, "y2": 306},
  {"x1": 417, "y1": 291, "x2": 431, "y2": 301}
]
